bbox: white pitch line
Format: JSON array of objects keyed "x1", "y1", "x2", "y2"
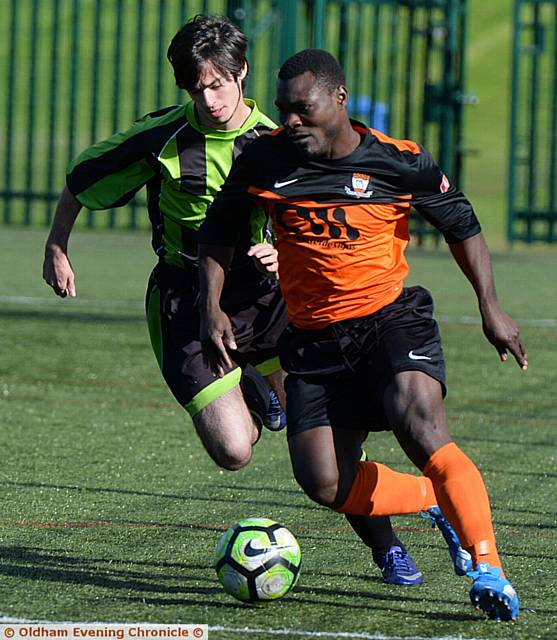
[
  {"x1": 437, "y1": 314, "x2": 557, "y2": 328},
  {"x1": 0, "y1": 617, "x2": 487, "y2": 640},
  {"x1": 1, "y1": 295, "x2": 555, "y2": 327},
  {"x1": 209, "y1": 626, "x2": 481, "y2": 640}
]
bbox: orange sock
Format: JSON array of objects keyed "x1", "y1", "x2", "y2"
[
  {"x1": 335, "y1": 461, "x2": 436, "y2": 516},
  {"x1": 424, "y1": 442, "x2": 503, "y2": 572}
]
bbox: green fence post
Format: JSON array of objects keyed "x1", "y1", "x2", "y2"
[
  {"x1": 4, "y1": 0, "x2": 18, "y2": 225},
  {"x1": 280, "y1": 0, "x2": 299, "y2": 62},
  {"x1": 508, "y1": 0, "x2": 521, "y2": 243},
  {"x1": 550, "y1": 6, "x2": 557, "y2": 243},
  {"x1": 46, "y1": 0, "x2": 61, "y2": 225},
  {"x1": 312, "y1": 0, "x2": 326, "y2": 49},
  {"x1": 24, "y1": 0, "x2": 40, "y2": 225}
]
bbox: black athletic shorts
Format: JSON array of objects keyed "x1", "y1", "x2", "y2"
[
  {"x1": 145, "y1": 261, "x2": 288, "y2": 417},
  {"x1": 278, "y1": 286, "x2": 446, "y2": 438}
]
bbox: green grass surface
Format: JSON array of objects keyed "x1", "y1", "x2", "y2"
[{"x1": 1, "y1": 228, "x2": 556, "y2": 638}]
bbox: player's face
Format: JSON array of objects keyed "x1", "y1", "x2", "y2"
[
  {"x1": 276, "y1": 71, "x2": 346, "y2": 159},
  {"x1": 188, "y1": 62, "x2": 247, "y2": 130}
]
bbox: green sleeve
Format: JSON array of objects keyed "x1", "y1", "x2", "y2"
[{"x1": 66, "y1": 112, "x2": 169, "y2": 210}]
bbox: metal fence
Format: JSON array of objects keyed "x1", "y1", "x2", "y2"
[
  {"x1": 508, "y1": 0, "x2": 557, "y2": 242},
  {"x1": 0, "y1": 0, "x2": 468, "y2": 236}
]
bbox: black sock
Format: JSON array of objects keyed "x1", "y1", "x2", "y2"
[
  {"x1": 240, "y1": 364, "x2": 271, "y2": 425},
  {"x1": 345, "y1": 514, "x2": 405, "y2": 563}
]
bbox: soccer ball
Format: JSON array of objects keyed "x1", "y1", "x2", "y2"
[{"x1": 214, "y1": 517, "x2": 301, "y2": 603}]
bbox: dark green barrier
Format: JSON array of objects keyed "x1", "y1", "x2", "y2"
[
  {"x1": 508, "y1": 0, "x2": 557, "y2": 243},
  {"x1": 0, "y1": 0, "x2": 467, "y2": 239}
]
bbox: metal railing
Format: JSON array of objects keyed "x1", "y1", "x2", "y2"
[
  {"x1": 0, "y1": 0, "x2": 468, "y2": 238},
  {"x1": 508, "y1": 0, "x2": 557, "y2": 243}
]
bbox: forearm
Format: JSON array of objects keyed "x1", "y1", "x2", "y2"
[
  {"x1": 43, "y1": 185, "x2": 82, "y2": 297},
  {"x1": 449, "y1": 232, "x2": 528, "y2": 369},
  {"x1": 198, "y1": 244, "x2": 235, "y2": 312},
  {"x1": 448, "y1": 232, "x2": 499, "y2": 312},
  {"x1": 45, "y1": 185, "x2": 82, "y2": 252}
]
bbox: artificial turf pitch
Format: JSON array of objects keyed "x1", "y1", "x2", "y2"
[{"x1": 1, "y1": 228, "x2": 555, "y2": 639}]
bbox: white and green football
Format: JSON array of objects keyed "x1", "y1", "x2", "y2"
[{"x1": 214, "y1": 517, "x2": 302, "y2": 603}]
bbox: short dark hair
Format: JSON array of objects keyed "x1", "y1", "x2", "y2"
[
  {"x1": 278, "y1": 49, "x2": 345, "y2": 93},
  {"x1": 167, "y1": 15, "x2": 248, "y2": 91}
]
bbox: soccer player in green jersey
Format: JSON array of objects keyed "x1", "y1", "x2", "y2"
[
  {"x1": 42, "y1": 16, "x2": 424, "y2": 586},
  {"x1": 43, "y1": 15, "x2": 286, "y2": 468}
]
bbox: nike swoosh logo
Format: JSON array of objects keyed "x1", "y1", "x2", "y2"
[
  {"x1": 273, "y1": 178, "x2": 298, "y2": 189},
  {"x1": 244, "y1": 540, "x2": 291, "y2": 557},
  {"x1": 408, "y1": 350, "x2": 432, "y2": 360}
]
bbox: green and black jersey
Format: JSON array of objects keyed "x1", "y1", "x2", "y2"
[{"x1": 66, "y1": 99, "x2": 275, "y2": 268}]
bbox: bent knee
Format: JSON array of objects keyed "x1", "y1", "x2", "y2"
[
  {"x1": 294, "y1": 470, "x2": 341, "y2": 508},
  {"x1": 192, "y1": 395, "x2": 256, "y2": 471},
  {"x1": 193, "y1": 418, "x2": 253, "y2": 471},
  {"x1": 212, "y1": 441, "x2": 253, "y2": 471}
]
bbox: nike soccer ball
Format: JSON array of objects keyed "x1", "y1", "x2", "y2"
[{"x1": 214, "y1": 517, "x2": 301, "y2": 603}]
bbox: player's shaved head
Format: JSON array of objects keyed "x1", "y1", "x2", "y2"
[{"x1": 278, "y1": 49, "x2": 345, "y2": 94}]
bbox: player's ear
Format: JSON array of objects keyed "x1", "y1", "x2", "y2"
[
  {"x1": 238, "y1": 62, "x2": 248, "y2": 82},
  {"x1": 337, "y1": 84, "x2": 349, "y2": 108}
]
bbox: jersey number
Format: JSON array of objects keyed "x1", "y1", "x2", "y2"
[{"x1": 274, "y1": 204, "x2": 360, "y2": 240}]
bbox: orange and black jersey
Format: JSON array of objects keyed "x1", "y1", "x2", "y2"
[{"x1": 200, "y1": 121, "x2": 481, "y2": 330}]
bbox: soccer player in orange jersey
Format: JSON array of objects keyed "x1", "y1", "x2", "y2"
[{"x1": 198, "y1": 49, "x2": 526, "y2": 621}]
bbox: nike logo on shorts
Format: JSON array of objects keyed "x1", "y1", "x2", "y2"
[
  {"x1": 408, "y1": 350, "x2": 432, "y2": 361},
  {"x1": 273, "y1": 178, "x2": 298, "y2": 189}
]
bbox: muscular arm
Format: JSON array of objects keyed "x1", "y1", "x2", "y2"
[
  {"x1": 449, "y1": 233, "x2": 528, "y2": 370},
  {"x1": 198, "y1": 244, "x2": 236, "y2": 375},
  {"x1": 42, "y1": 185, "x2": 82, "y2": 298},
  {"x1": 197, "y1": 139, "x2": 267, "y2": 373}
]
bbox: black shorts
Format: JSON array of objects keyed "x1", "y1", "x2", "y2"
[
  {"x1": 145, "y1": 261, "x2": 288, "y2": 417},
  {"x1": 279, "y1": 286, "x2": 446, "y2": 437}
]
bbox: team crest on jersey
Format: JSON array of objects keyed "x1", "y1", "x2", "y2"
[
  {"x1": 440, "y1": 174, "x2": 450, "y2": 193},
  {"x1": 344, "y1": 172, "x2": 373, "y2": 198}
]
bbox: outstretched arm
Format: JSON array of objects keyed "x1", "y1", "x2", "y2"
[
  {"x1": 449, "y1": 232, "x2": 528, "y2": 370},
  {"x1": 42, "y1": 185, "x2": 82, "y2": 298}
]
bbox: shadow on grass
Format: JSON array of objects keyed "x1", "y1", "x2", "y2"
[
  {"x1": 0, "y1": 545, "x2": 219, "y2": 596},
  {"x1": 110, "y1": 595, "x2": 245, "y2": 609},
  {"x1": 117, "y1": 587, "x2": 477, "y2": 622},
  {"x1": 0, "y1": 546, "x2": 517, "y2": 623},
  {"x1": 503, "y1": 506, "x2": 557, "y2": 517},
  {"x1": 494, "y1": 520, "x2": 557, "y2": 532},
  {"x1": 295, "y1": 580, "x2": 471, "y2": 608},
  {"x1": 482, "y1": 468, "x2": 557, "y2": 480},
  {"x1": 213, "y1": 483, "x2": 303, "y2": 496},
  {"x1": 501, "y1": 549, "x2": 557, "y2": 562},
  {"x1": 0, "y1": 479, "x2": 304, "y2": 512}
]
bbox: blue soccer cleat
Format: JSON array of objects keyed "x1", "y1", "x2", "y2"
[
  {"x1": 241, "y1": 366, "x2": 286, "y2": 432},
  {"x1": 423, "y1": 506, "x2": 473, "y2": 576},
  {"x1": 468, "y1": 562, "x2": 519, "y2": 621},
  {"x1": 263, "y1": 388, "x2": 286, "y2": 431},
  {"x1": 375, "y1": 546, "x2": 424, "y2": 586}
]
